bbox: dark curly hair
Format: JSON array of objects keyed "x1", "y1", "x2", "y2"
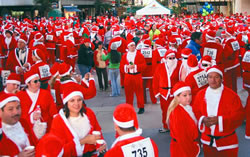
[{"x1": 64, "y1": 100, "x2": 87, "y2": 118}]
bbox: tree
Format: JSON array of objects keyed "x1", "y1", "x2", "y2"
[{"x1": 33, "y1": 0, "x2": 54, "y2": 17}]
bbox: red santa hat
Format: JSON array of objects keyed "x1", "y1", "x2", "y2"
[
  {"x1": 33, "y1": 49, "x2": 46, "y2": 62},
  {"x1": 0, "y1": 93, "x2": 20, "y2": 109},
  {"x1": 187, "y1": 54, "x2": 198, "y2": 68},
  {"x1": 36, "y1": 134, "x2": 64, "y2": 157},
  {"x1": 62, "y1": 84, "x2": 83, "y2": 104},
  {"x1": 172, "y1": 81, "x2": 191, "y2": 97},
  {"x1": 34, "y1": 33, "x2": 44, "y2": 41},
  {"x1": 169, "y1": 37, "x2": 177, "y2": 45},
  {"x1": 113, "y1": 103, "x2": 139, "y2": 129},
  {"x1": 59, "y1": 63, "x2": 72, "y2": 77},
  {"x1": 112, "y1": 28, "x2": 120, "y2": 36},
  {"x1": 83, "y1": 38, "x2": 91, "y2": 43},
  {"x1": 207, "y1": 65, "x2": 223, "y2": 77},
  {"x1": 6, "y1": 73, "x2": 21, "y2": 85},
  {"x1": 206, "y1": 30, "x2": 216, "y2": 40},
  {"x1": 164, "y1": 49, "x2": 176, "y2": 58},
  {"x1": 181, "y1": 48, "x2": 192, "y2": 58},
  {"x1": 91, "y1": 26, "x2": 99, "y2": 33},
  {"x1": 50, "y1": 62, "x2": 60, "y2": 78},
  {"x1": 221, "y1": 31, "x2": 226, "y2": 36},
  {"x1": 18, "y1": 34, "x2": 28, "y2": 44},
  {"x1": 170, "y1": 27, "x2": 178, "y2": 35},
  {"x1": 155, "y1": 40, "x2": 164, "y2": 47},
  {"x1": 143, "y1": 40, "x2": 151, "y2": 47},
  {"x1": 142, "y1": 34, "x2": 150, "y2": 40},
  {"x1": 127, "y1": 40, "x2": 135, "y2": 47},
  {"x1": 225, "y1": 28, "x2": 234, "y2": 36},
  {"x1": 24, "y1": 70, "x2": 39, "y2": 84},
  {"x1": 201, "y1": 55, "x2": 212, "y2": 65}
]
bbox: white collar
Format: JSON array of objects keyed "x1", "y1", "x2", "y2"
[
  {"x1": 190, "y1": 66, "x2": 199, "y2": 72},
  {"x1": 4, "y1": 88, "x2": 10, "y2": 94}
]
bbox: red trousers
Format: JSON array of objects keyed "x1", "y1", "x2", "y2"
[
  {"x1": 47, "y1": 49, "x2": 56, "y2": 64},
  {"x1": 124, "y1": 74, "x2": 144, "y2": 109},
  {"x1": 203, "y1": 144, "x2": 238, "y2": 157},
  {"x1": 245, "y1": 89, "x2": 250, "y2": 138},
  {"x1": 120, "y1": 71, "x2": 124, "y2": 87},
  {"x1": 224, "y1": 68, "x2": 237, "y2": 92},
  {"x1": 160, "y1": 96, "x2": 173, "y2": 129},
  {"x1": 143, "y1": 79, "x2": 157, "y2": 104}
]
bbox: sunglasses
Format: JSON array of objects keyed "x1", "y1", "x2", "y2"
[
  {"x1": 202, "y1": 64, "x2": 209, "y2": 67},
  {"x1": 33, "y1": 80, "x2": 40, "y2": 84},
  {"x1": 182, "y1": 57, "x2": 188, "y2": 60},
  {"x1": 168, "y1": 57, "x2": 176, "y2": 60}
]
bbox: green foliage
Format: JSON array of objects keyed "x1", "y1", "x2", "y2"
[
  {"x1": 33, "y1": 0, "x2": 53, "y2": 17},
  {"x1": 172, "y1": 6, "x2": 181, "y2": 15}
]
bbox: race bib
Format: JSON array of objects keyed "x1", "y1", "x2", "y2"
[
  {"x1": 121, "y1": 138, "x2": 155, "y2": 157},
  {"x1": 193, "y1": 71, "x2": 208, "y2": 88},
  {"x1": 158, "y1": 48, "x2": 167, "y2": 57},
  {"x1": 1, "y1": 70, "x2": 11, "y2": 86},
  {"x1": 203, "y1": 48, "x2": 217, "y2": 60},
  {"x1": 231, "y1": 41, "x2": 240, "y2": 51},
  {"x1": 50, "y1": 89, "x2": 56, "y2": 103},
  {"x1": 176, "y1": 38, "x2": 182, "y2": 45},
  {"x1": 56, "y1": 31, "x2": 62, "y2": 37},
  {"x1": 141, "y1": 49, "x2": 152, "y2": 58},
  {"x1": 242, "y1": 52, "x2": 250, "y2": 63},
  {"x1": 46, "y1": 35, "x2": 53, "y2": 41},
  {"x1": 39, "y1": 65, "x2": 51, "y2": 79}
]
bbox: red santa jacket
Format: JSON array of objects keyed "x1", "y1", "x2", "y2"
[
  {"x1": 201, "y1": 40, "x2": 224, "y2": 68},
  {"x1": 193, "y1": 86, "x2": 245, "y2": 151},
  {"x1": 236, "y1": 33, "x2": 250, "y2": 45},
  {"x1": 17, "y1": 89, "x2": 58, "y2": 132},
  {"x1": 0, "y1": 119, "x2": 38, "y2": 156},
  {"x1": 30, "y1": 60, "x2": 51, "y2": 83},
  {"x1": 6, "y1": 47, "x2": 33, "y2": 73},
  {"x1": 223, "y1": 37, "x2": 240, "y2": 72},
  {"x1": 140, "y1": 47, "x2": 153, "y2": 79},
  {"x1": 45, "y1": 31, "x2": 57, "y2": 50},
  {"x1": 242, "y1": 50, "x2": 250, "y2": 89},
  {"x1": 32, "y1": 42, "x2": 49, "y2": 62},
  {"x1": 65, "y1": 39, "x2": 78, "y2": 59},
  {"x1": 152, "y1": 46, "x2": 167, "y2": 74},
  {"x1": 185, "y1": 68, "x2": 208, "y2": 101},
  {"x1": 50, "y1": 108, "x2": 103, "y2": 157},
  {"x1": 108, "y1": 36, "x2": 127, "y2": 53},
  {"x1": 169, "y1": 105, "x2": 200, "y2": 157},
  {"x1": 153, "y1": 61, "x2": 181, "y2": 100},
  {"x1": 105, "y1": 132, "x2": 159, "y2": 157},
  {"x1": 0, "y1": 36, "x2": 17, "y2": 57}
]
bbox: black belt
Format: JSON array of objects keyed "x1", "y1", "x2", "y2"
[
  {"x1": 147, "y1": 62, "x2": 152, "y2": 65},
  {"x1": 127, "y1": 72, "x2": 141, "y2": 75},
  {"x1": 161, "y1": 87, "x2": 172, "y2": 90},
  {"x1": 207, "y1": 131, "x2": 235, "y2": 147},
  {"x1": 157, "y1": 61, "x2": 161, "y2": 63}
]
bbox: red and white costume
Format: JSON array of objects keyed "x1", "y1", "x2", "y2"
[
  {"x1": 0, "y1": 35, "x2": 17, "y2": 67},
  {"x1": 45, "y1": 29, "x2": 57, "y2": 64},
  {"x1": 152, "y1": 42, "x2": 167, "y2": 73},
  {"x1": 65, "y1": 35, "x2": 78, "y2": 70}
]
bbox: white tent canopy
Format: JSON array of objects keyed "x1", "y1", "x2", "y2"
[{"x1": 136, "y1": 0, "x2": 171, "y2": 16}]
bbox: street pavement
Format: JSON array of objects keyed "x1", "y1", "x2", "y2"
[{"x1": 84, "y1": 73, "x2": 250, "y2": 157}]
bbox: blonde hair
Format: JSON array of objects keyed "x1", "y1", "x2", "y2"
[{"x1": 166, "y1": 97, "x2": 179, "y2": 124}]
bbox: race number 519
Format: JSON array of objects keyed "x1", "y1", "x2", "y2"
[{"x1": 121, "y1": 138, "x2": 155, "y2": 157}]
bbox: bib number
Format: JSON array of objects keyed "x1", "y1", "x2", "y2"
[
  {"x1": 39, "y1": 65, "x2": 51, "y2": 79},
  {"x1": 231, "y1": 41, "x2": 240, "y2": 51},
  {"x1": 46, "y1": 35, "x2": 53, "y2": 41},
  {"x1": 193, "y1": 71, "x2": 208, "y2": 88},
  {"x1": 141, "y1": 49, "x2": 152, "y2": 58},
  {"x1": 121, "y1": 138, "x2": 155, "y2": 157},
  {"x1": 158, "y1": 48, "x2": 167, "y2": 57},
  {"x1": 1, "y1": 70, "x2": 11, "y2": 86},
  {"x1": 203, "y1": 48, "x2": 217, "y2": 60},
  {"x1": 242, "y1": 52, "x2": 250, "y2": 63}
]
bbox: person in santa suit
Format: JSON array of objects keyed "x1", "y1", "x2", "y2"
[
  {"x1": 50, "y1": 85, "x2": 106, "y2": 157},
  {"x1": 236, "y1": 27, "x2": 249, "y2": 45},
  {"x1": 153, "y1": 49, "x2": 181, "y2": 133},
  {"x1": 223, "y1": 28, "x2": 240, "y2": 92},
  {"x1": 1, "y1": 73, "x2": 21, "y2": 94},
  {"x1": 65, "y1": 32, "x2": 78, "y2": 71},
  {"x1": 242, "y1": 44, "x2": 250, "y2": 139},
  {"x1": 45, "y1": 26, "x2": 57, "y2": 64},
  {"x1": 32, "y1": 32, "x2": 49, "y2": 63},
  {"x1": 185, "y1": 55, "x2": 208, "y2": 103},
  {"x1": 166, "y1": 81, "x2": 200, "y2": 157},
  {"x1": 140, "y1": 39, "x2": 157, "y2": 104},
  {"x1": 200, "y1": 30, "x2": 224, "y2": 69},
  {"x1": 179, "y1": 30, "x2": 191, "y2": 51},
  {"x1": 0, "y1": 28, "x2": 17, "y2": 67},
  {"x1": 0, "y1": 93, "x2": 38, "y2": 156},
  {"x1": 192, "y1": 65, "x2": 245, "y2": 157},
  {"x1": 6, "y1": 34, "x2": 33, "y2": 75},
  {"x1": 30, "y1": 49, "x2": 52, "y2": 90},
  {"x1": 105, "y1": 103, "x2": 159, "y2": 157},
  {"x1": 120, "y1": 41, "x2": 146, "y2": 114},
  {"x1": 35, "y1": 133, "x2": 64, "y2": 157},
  {"x1": 199, "y1": 55, "x2": 213, "y2": 71},
  {"x1": 152, "y1": 39, "x2": 167, "y2": 74},
  {"x1": 17, "y1": 70, "x2": 58, "y2": 139},
  {"x1": 179, "y1": 48, "x2": 192, "y2": 82}
]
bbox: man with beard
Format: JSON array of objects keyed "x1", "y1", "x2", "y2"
[
  {"x1": 0, "y1": 93, "x2": 38, "y2": 156},
  {"x1": 153, "y1": 49, "x2": 181, "y2": 133},
  {"x1": 179, "y1": 48, "x2": 192, "y2": 81}
]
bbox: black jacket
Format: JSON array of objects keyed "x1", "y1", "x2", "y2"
[{"x1": 77, "y1": 44, "x2": 94, "y2": 67}]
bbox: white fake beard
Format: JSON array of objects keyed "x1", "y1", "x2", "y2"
[{"x1": 166, "y1": 58, "x2": 177, "y2": 75}]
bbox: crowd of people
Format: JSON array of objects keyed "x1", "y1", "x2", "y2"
[{"x1": 0, "y1": 12, "x2": 249, "y2": 157}]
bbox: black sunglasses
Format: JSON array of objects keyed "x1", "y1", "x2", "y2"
[
  {"x1": 202, "y1": 64, "x2": 209, "y2": 67},
  {"x1": 33, "y1": 80, "x2": 40, "y2": 84},
  {"x1": 168, "y1": 57, "x2": 176, "y2": 60},
  {"x1": 182, "y1": 57, "x2": 188, "y2": 60}
]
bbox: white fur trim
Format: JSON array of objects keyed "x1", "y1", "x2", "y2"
[
  {"x1": 198, "y1": 116, "x2": 205, "y2": 133},
  {"x1": 217, "y1": 144, "x2": 238, "y2": 151},
  {"x1": 18, "y1": 38, "x2": 27, "y2": 44},
  {"x1": 15, "y1": 66, "x2": 20, "y2": 74},
  {"x1": 201, "y1": 60, "x2": 212, "y2": 65},
  {"x1": 245, "y1": 135, "x2": 250, "y2": 140},
  {"x1": 155, "y1": 93, "x2": 160, "y2": 98},
  {"x1": 33, "y1": 49, "x2": 41, "y2": 60},
  {"x1": 224, "y1": 63, "x2": 240, "y2": 72},
  {"x1": 6, "y1": 80, "x2": 20, "y2": 85},
  {"x1": 225, "y1": 30, "x2": 232, "y2": 36},
  {"x1": 207, "y1": 68, "x2": 223, "y2": 77},
  {"x1": 30, "y1": 112, "x2": 35, "y2": 124},
  {"x1": 63, "y1": 91, "x2": 83, "y2": 104},
  {"x1": 166, "y1": 53, "x2": 175, "y2": 57},
  {"x1": 25, "y1": 74, "x2": 39, "y2": 84},
  {"x1": 173, "y1": 86, "x2": 191, "y2": 96},
  {"x1": 113, "y1": 117, "x2": 134, "y2": 128},
  {"x1": 181, "y1": 54, "x2": 190, "y2": 58},
  {"x1": 206, "y1": 34, "x2": 215, "y2": 40},
  {"x1": 81, "y1": 78, "x2": 89, "y2": 87},
  {"x1": 218, "y1": 116, "x2": 223, "y2": 132},
  {"x1": 60, "y1": 66, "x2": 73, "y2": 77},
  {"x1": 0, "y1": 96, "x2": 20, "y2": 108},
  {"x1": 127, "y1": 42, "x2": 135, "y2": 47}
]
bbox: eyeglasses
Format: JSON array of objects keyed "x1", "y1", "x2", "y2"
[
  {"x1": 182, "y1": 57, "x2": 188, "y2": 60},
  {"x1": 168, "y1": 57, "x2": 176, "y2": 60},
  {"x1": 33, "y1": 80, "x2": 40, "y2": 84}
]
